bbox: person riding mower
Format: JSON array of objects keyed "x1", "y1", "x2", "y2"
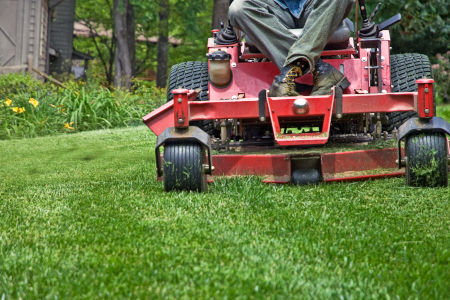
[{"x1": 228, "y1": 0, "x2": 354, "y2": 97}]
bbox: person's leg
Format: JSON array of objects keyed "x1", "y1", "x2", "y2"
[
  {"x1": 228, "y1": 0, "x2": 297, "y2": 70},
  {"x1": 230, "y1": 0, "x2": 355, "y2": 97},
  {"x1": 285, "y1": 0, "x2": 355, "y2": 69},
  {"x1": 269, "y1": 0, "x2": 354, "y2": 97}
]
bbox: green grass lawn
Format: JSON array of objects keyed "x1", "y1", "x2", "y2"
[{"x1": 0, "y1": 126, "x2": 449, "y2": 299}]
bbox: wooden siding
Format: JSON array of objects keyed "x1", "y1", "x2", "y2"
[
  {"x1": 0, "y1": 0, "x2": 49, "y2": 74},
  {"x1": 49, "y1": 0, "x2": 75, "y2": 74}
]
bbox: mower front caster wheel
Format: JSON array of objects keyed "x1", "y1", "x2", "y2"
[
  {"x1": 405, "y1": 133, "x2": 448, "y2": 187},
  {"x1": 163, "y1": 141, "x2": 207, "y2": 192}
]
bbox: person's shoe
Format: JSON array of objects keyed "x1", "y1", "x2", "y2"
[
  {"x1": 310, "y1": 59, "x2": 350, "y2": 95},
  {"x1": 268, "y1": 65, "x2": 303, "y2": 97}
]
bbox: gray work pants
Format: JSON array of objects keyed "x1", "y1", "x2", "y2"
[{"x1": 229, "y1": 0, "x2": 354, "y2": 71}]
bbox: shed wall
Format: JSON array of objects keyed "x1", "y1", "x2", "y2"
[
  {"x1": 49, "y1": 0, "x2": 75, "y2": 74},
  {"x1": 0, "y1": 0, "x2": 49, "y2": 74}
]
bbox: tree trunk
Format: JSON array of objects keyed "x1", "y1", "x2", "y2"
[
  {"x1": 113, "y1": 0, "x2": 135, "y2": 89},
  {"x1": 212, "y1": 0, "x2": 229, "y2": 30},
  {"x1": 156, "y1": 0, "x2": 169, "y2": 88},
  {"x1": 126, "y1": 0, "x2": 136, "y2": 75}
]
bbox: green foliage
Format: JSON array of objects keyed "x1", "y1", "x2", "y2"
[
  {"x1": 0, "y1": 74, "x2": 63, "y2": 139},
  {"x1": 168, "y1": 0, "x2": 213, "y2": 66},
  {"x1": 0, "y1": 72, "x2": 47, "y2": 95},
  {"x1": 0, "y1": 127, "x2": 449, "y2": 298},
  {"x1": 75, "y1": 0, "x2": 213, "y2": 85},
  {"x1": 0, "y1": 73, "x2": 165, "y2": 139},
  {"x1": 436, "y1": 105, "x2": 450, "y2": 121},
  {"x1": 365, "y1": 0, "x2": 448, "y2": 56},
  {"x1": 433, "y1": 52, "x2": 450, "y2": 104}
]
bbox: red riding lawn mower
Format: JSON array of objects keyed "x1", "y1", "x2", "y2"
[{"x1": 143, "y1": 0, "x2": 450, "y2": 192}]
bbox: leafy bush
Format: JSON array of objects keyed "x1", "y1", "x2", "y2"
[
  {"x1": 432, "y1": 52, "x2": 450, "y2": 104},
  {"x1": 366, "y1": 0, "x2": 449, "y2": 57},
  {"x1": 0, "y1": 73, "x2": 165, "y2": 139}
]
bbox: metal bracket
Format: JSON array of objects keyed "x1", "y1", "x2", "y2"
[
  {"x1": 416, "y1": 79, "x2": 435, "y2": 118},
  {"x1": 155, "y1": 126, "x2": 213, "y2": 177},
  {"x1": 172, "y1": 89, "x2": 198, "y2": 128},
  {"x1": 258, "y1": 89, "x2": 267, "y2": 121},
  {"x1": 396, "y1": 117, "x2": 450, "y2": 167},
  {"x1": 359, "y1": 38, "x2": 383, "y2": 92},
  {"x1": 335, "y1": 86, "x2": 343, "y2": 119}
]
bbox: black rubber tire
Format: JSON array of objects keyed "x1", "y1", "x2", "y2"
[
  {"x1": 405, "y1": 133, "x2": 448, "y2": 187},
  {"x1": 167, "y1": 61, "x2": 209, "y2": 101},
  {"x1": 386, "y1": 54, "x2": 432, "y2": 132},
  {"x1": 167, "y1": 62, "x2": 216, "y2": 136},
  {"x1": 163, "y1": 141, "x2": 207, "y2": 192}
]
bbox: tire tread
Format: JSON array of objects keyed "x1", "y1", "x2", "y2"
[
  {"x1": 167, "y1": 62, "x2": 215, "y2": 135},
  {"x1": 405, "y1": 133, "x2": 448, "y2": 187},
  {"x1": 163, "y1": 142, "x2": 206, "y2": 192},
  {"x1": 387, "y1": 54, "x2": 432, "y2": 131}
]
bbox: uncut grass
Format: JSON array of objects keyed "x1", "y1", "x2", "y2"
[{"x1": 0, "y1": 127, "x2": 449, "y2": 299}]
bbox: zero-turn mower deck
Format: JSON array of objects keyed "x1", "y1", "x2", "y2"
[{"x1": 209, "y1": 142, "x2": 403, "y2": 184}]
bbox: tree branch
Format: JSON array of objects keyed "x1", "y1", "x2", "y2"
[{"x1": 82, "y1": 20, "x2": 112, "y2": 84}]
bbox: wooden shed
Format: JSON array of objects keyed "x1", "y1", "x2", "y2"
[
  {"x1": 0, "y1": 0, "x2": 77, "y2": 77},
  {"x1": 0, "y1": 0, "x2": 49, "y2": 74}
]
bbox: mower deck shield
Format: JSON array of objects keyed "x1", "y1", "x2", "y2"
[
  {"x1": 208, "y1": 147, "x2": 403, "y2": 184},
  {"x1": 143, "y1": 91, "x2": 417, "y2": 143}
]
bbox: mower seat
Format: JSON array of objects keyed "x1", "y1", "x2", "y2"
[{"x1": 289, "y1": 18, "x2": 354, "y2": 50}]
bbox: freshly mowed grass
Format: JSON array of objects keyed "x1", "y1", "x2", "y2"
[{"x1": 0, "y1": 127, "x2": 449, "y2": 299}]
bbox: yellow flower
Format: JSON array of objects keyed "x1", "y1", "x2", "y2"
[
  {"x1": 29, "y1": 98, "x2": 39, "y2": 108},
  {"x1": 64, "y1": 122, "x2": 75, "y2": 130},
  {"x1": 4, "y1": 99, "x2": 12, "y2": 106},
  {"x1": 12, "y1": 107, "x2": 25, "y2": 114}
]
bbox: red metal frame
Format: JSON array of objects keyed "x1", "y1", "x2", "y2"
[
  {"x1": 172, "y1": 89, "x2": 197, "y2": 128},
  {"x1": 143, "y1": 91, "x2": 417, "y2": 136},
  {"x1": 207, "y1": 31, "x2": 393, "y2": 100}
]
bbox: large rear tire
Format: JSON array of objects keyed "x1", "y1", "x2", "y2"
[
  {"x1": 386, "y1": 54, "x2": 432, "y2": 131},
  {"x1": 405, "y1": 133, "x2": 448, "y2": 187},
  {"x1": 167, "y1": 62, "x2": 216, "y2": 136},
  {"x1": 163, "y1": 141, "x2": 207, "y2": 192},
  {"x1": 167, "y1": 61, "x2": 209, "y2": 101}
]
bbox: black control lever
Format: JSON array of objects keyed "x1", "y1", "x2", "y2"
[
  {"x1": 368, "y1": 2, "x2": 381, "y2": 23},
  {"x1": 357, "y1": 0, "x2": 402, "y2": 38},
  {"x1": 358, "y1": 0, "x2": 370, "y2": 22},
  {"x1": 378, "y1": 13, "x2": 402, "y2": 31},
  {"x1": 215, "y1": 22, "x2": 238, "y2": 45},
  {"x1": 215, "y1": 0, "x2": 238, "y2": 45},
  {"x1": 358, "y1": 0, "x2": 378, "y2": 37}
]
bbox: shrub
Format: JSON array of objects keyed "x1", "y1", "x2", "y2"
[
  {"x1": 0, "y1": 73, "x2": 165, "y2": 139},
  {"x1": 432, "y1": 52, "x2": 450, "y2": 104}
]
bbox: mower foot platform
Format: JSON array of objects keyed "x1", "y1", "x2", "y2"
[{"x1": 265, "y1": 90, "x2": 335, "y2": 147}]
